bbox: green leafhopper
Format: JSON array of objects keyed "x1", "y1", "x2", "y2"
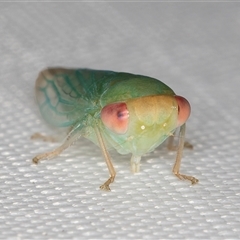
[{"x1": 32, "y1": 68, "x2": 198, "y2": 190}]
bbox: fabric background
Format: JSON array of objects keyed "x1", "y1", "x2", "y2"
[{"x1": 0, "y1": 2, "x2": 240, "y2": 239}]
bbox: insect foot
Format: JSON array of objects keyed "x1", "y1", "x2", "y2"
[
  {"x1": 131, "y1": 162, "x2": 140, "y2": 173},
  {"x1": 32, "y1": 156, "x2": 41, "y2": 164},
  {"x1": 130, "y1": 155, "x2": 141, "y2": 173},
  {"x1": 32, "y1": 152, "x2": 51, "y2": 164},
  {"x1": 100, "y1": 176, "x2": 115, "y2": 191},
  {"x1": 174, "y1": 173, "x2": 199, "y2": 185},
  {"x1": 184, "y1": 141, "x2": 193, "y2": 149}
]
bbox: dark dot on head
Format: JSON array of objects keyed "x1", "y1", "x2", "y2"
[{"x1": 117, "y1": 111, "x2": 124, "y2": 118}]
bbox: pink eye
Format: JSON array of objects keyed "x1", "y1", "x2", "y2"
[
  {"x1": 101, "y1": 102, "x2": 129, "y2": 134},
  {"x1": 175, "y1": 96, "x2": 191, "y2": 126}
]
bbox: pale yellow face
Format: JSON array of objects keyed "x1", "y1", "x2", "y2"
[
  {"x1": 99, "y1": 94, "x2": 191, "y2": 156},
  {"x1": 121, "y1": 95, "x2": 178, "y2": 155},
  {"x1": 127, "y1": 95, "x2": 178, "y2": 131}
]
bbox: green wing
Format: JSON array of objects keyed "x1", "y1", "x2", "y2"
[
  {"x1": 35, "y1": 68, "x2": 174, "y2": 128},
  {"x1": 35, "y1": 68, "x2": 115, "y2": 127}
]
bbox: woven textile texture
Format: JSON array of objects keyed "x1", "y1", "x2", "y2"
[{"x1": 0, "y1": 3, "x2": 240, "y2": 239}]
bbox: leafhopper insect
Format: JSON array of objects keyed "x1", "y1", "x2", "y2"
[{"x1": 32, "y1": 68, "x2": 198, "y2": 190}]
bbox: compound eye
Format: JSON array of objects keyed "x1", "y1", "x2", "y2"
[
  {"x1": 101, "y1": 102, "x2": 129, "y2": 134},
  {"x1": 175, "y1": 96, "x2": 191, "y2": 126}
]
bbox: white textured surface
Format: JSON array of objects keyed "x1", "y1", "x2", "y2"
[{"x1": 1, "y1": 2, "x2": 240, "y2": 239}]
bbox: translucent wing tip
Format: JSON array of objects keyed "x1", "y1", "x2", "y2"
[
  {"x1": 34, "y1": 67, "x2": 86, "y2": 128},
  {"x1": 36, "y1": 68, "x2": 69, "y2": 88}
]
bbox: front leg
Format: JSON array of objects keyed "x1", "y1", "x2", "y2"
[
  {"x1": 130, "y1": 155, "x2": 141, "y2": 173},
  {"x1": 172, "y1": 124, "x2": 198, "y2": 185},
  {"x1": 167, "y1": 133, "x2": 193, "y2": 151},
  {"x1": 94, "y1": 127, "x2": 116, "y2": 191}
]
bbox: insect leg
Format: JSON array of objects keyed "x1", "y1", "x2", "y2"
[
  {"x1": 31, "y1": 126, "x2": 74, "y2": 143},
  {"x1": 31, "y1": 132, "x2": 58, "y2": 143},
  {"x1": 94, "y1": 126, "x2": 116, "y2": 191},
  {"x1": 32, "y1": 124, "x2": 82, "y2": 164},
  {"x1": 167, "y1": 131, "x2": 193, "y2": 150},
  {"x1": 167, "y1": 133, "x2": 177, "y2": 151},
  {"x1": 130, "y1": 155, "x2": 141, "y2": 173},
  {"x1": 172, "y1": 123, "x2": 198, "y2": 184}
]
